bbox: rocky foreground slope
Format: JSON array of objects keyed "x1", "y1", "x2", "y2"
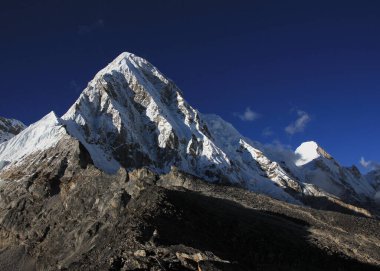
[
  {"x1": 0, "y1": 52, "x2": 379, "y2": 270},
  {"x1": 0, "y1": 137, "x2": 379, "y2": 270}
]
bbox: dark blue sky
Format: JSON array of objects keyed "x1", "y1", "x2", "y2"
[{"x1": 1, "y1": 0, "x2": 379, "y2": 170}]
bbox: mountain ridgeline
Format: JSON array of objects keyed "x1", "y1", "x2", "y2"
[{"x1": 0, "y1": 53, "x2": 379, "y2": 270}]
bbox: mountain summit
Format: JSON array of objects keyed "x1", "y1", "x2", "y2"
[{"x1": 59, "y1": 52, "x2": 308, "y2": 203}]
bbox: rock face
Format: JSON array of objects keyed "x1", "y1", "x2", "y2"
[
  {"x1": 0, "y1": 116, "x2": 26, "y2": 144},
  {"x1": 0, "y1": 52, "x2": 380, "y2": 270}
]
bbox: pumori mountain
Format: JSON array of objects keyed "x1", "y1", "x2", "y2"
[
  {"x1": 0, "y1": 52, "x2": 379, "y2": 271},
  {"x1": 0, "y1": 52, "x2": 377, "y2": 213}
]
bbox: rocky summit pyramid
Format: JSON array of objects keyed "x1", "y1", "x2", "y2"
[{"x1": 0, "y1": 53, "x2": 379, "y2": 270}]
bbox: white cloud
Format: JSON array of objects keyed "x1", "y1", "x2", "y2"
[
  {"x1": 265, "y1": 140, "x2": 293, "y2": 152},
  {"x1": 360, "y1": 157, "x2": 371, "y2": 168},
  {"x1": 234, "y1": 107, "x2": 260, "y2": 121},
  {"x1": 263, "y1": 140, "x2": 301, "y2": 164},
  {"x1": 359, "y1": 157, "x2": 380, "y2": 170},
  {"x1": 285, "y1": 110, "x2": 311, "y2": 135}
]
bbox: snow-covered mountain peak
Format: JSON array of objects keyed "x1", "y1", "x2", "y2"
[
  {"x1": 61, "y1": 52, "x2": 232, "y2": 177},
  {"x1": 91, "y1": 52, "x2": 170, "y2": 92},
  {"x1": 295, "y1": 141, "x2": 320, "y2": 166},
  {"x1": 295, "y1": 141, "x2": 333, "y2": 166},
  {"x1": 294, "y1": 140, "x2": 375, "y2": 202},
  {"x1": 0, "y1": 116, "x2": 26, "y2": 144},
  {"x1": 40, "y1": 111, "x2": 60, "y2": 123},
  {"x1": 0, "y1": 111, "x2": 66, "y2": 171}
]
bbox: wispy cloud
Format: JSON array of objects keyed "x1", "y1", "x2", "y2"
[
  {"x1": 234, "y1": 107, "x2": 260, "y2": 121},
  {"x1": 263, "y1": 140, "x2": 301, "y2": 163},
  {"x1": 285, "y1": 110, "x2": 311, "y2": 135},
  {"x1": 360, "y1": 157, "x2": 371, "y2": 168},
  {"x1": 359, "y1": 157, "x2": 380, "y2": 171},
  {"x1": 78, "y1": 19, "x2": 105, "y2": 34},
  {"x1": 265, "y1": 140, "x2": 293, "y2": 152},
  {"x1": 262, "y1": 127, "x2": 274, "y2": 137}
]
